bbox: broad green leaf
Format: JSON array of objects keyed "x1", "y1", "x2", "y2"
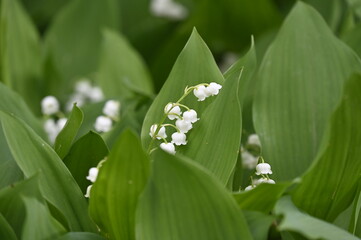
[
  {"x1": 350, "y1": 180, "x2": 361, "y2": 236},
  {"x1": 21, "y1": 196, "x2": 66, "y2": 240},
  {"x1": 243, "y1": 210, "x2": 274, "y2": 240},
  {"x1": 96, "y1": 29, "x2": 154, "y2": 98},
  {"x1": 253, "y1": 2, "x2": 361, "y2": 180},
  {"x1": 233, "y1": 182, "x2": 290, "y2": 213},
  {"x1": 141, "y1": 28, "x2": 224, "y2": 149},
  {"x1": 136, "y1": 150, "x2": 253, "y2": 240},
  {"x1": 275, "y1": 196, "x2": 359, "y2": 240},
  {"x1": 292, "y1": 74, "x2": 361, "y2": 222},
  {"x1": 44, "y1": 0, "x2": 120, "y2": 95},
  {"x1": 342, "y1": 24, "x2": 361, "y2": 58},
  {"x1": 54, "y1": 104, "x2": 83, "y2": 159},
  {"x1": 0, "y1": 213, "x2": 17, "y2": 240},
  {"x1": 56, "y1": 232, "x2": 106, "y2": 240},
  {"x1": 63, "y1": 131, "x2": 109, "y2": 194},
  {"x1": 90, "y1": 129, "x2": 150, "y2": 240},
  {"x1": 179, "y1": 69, "x2": 241, "y2": 185},
  {"x1": 0, "y1": 0, "x2": 42, "y2": 114},
  {"x1": 0, "y1": 112, "x2": 96, "y2": 231},
  {"x1": 0, "y1": 175, "x2": 42, "y2": 239}
]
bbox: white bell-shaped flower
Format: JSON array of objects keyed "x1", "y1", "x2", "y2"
[
  {"x1": 175, "y1": 119, "x2": 192, "y2": 133},
  {"x1": 245, "y1": 185, "x2": 255, "y2": 191},
  {"x1": 241, "y1": 151, "x2": 258, "y2": 169},
  {"x1": 255, "y1": 163, "x2": 273, "y2": 175},
  {"x1": 193, "y1": 85, "x2": 207, "y2": 101},
  {"x1": 94, "y1": 116, "x2": 112, "y2": 132},
  {"x1": 150, "y1": 0, "x2": 188, "y2": 20},
  {"x1": 256, "y1": 178, "x2": 276, "y2": 185},
  {"x1": 89, "y1": 87, "x2": 104, "y2": 102},
  {"x1": 57, "y1": 118, "x2": 67, "y2": 132},
  {"x1": 44, "y1": 119, "x2": 58, "y2": 143},
  {"x1": 103, "y1": 100, "x2": 120, "y2": 119},
  {"x1": 149, "y1": 124, "x2": 167, "y2": 139},
  {"x1": 84, "y1": 185, "x2": 92, "y2": 198},
  {"x1": 160, "y1": 142, "x2": 176, "y2": 155},
  {"x1": 75, "y1": 80, "x2": 92, "y2": 95},
  {"x1": 66, "y1": 93, "x2": 85, "y2": 112},
  {"x1": 183, "y1": 109, "x2": 199, "y2": 123},
  {"x1": 247, "y1": 134, "x2": 261, "y2": 146},
  {"x1": 164, "y1": 103, "x2": 182, "y2": 120},
  {"x1": 86, "y1": 167, "x2": 99, "y2": 183},
  {"x1": 41, "y1": 96, "x2": 60, "y2": 115},
  {"x1": 171, "y1": 132, "x2": 187, "y2": 145},
  {"x1": 205, "y1": 82, "x2": 222, "y2": 96}
]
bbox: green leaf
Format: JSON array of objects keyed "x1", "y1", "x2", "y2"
[
  {"x1": 0, "y1": 0, "x2": 42, "y2": 114},
  {"x1": 275, "y1": 196, "x2": 359, "y2": 240},
  {"x1": 350, "y1": 180, "x2": 361, "y2": 236},
  {"x1": 243, "y1": 210, "x2": 274, "y2": 240},
  {"x1": 44, "y1": 0, "x2": 120, "y2": 95},
  {"x1": 96, "y1": 29, "x2": 154, "y2": 98},
  {"x1": 0, "y1": 112, "x2": 96, "y2": 231},
  {"x1": 141, "y1": 28, "x2": 224, "y2": 149},
  {"x1": 0, "y1": 212, "x2": 17, "y2": 240},
  {"x1": 292, "y1": 73, "x2": 361, "y2": 222},
  {"x1": 253, "y1": 2, "x2": 361, "y2": 180},
  {"x1": 89, "y1": 129, "x2": 150, "y2": 240},
  {"x1": 342, "y1": 24, "x2": 361, "y2": 59},
  {"x1": 136, "y1": 150, "x2": 253, "y2": 240},
  {"x1": 233, "y1": 182, "x2": 291, "y2": 213},
  {"x1": 63, "y1": 131, "x2": 109, "y2": 194},
  {"x1": 55, "y1": 232, "x2": 106, "y2": 240},
  {"x1": 21, "y1": 196, "x2": 66, "y2": 240},
  {"x1": 54, "y1": 104, "x2": 83, "y2": 159}
]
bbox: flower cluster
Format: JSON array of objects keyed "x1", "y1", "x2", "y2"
[
  {"x1": 85, "y1": 158, "x2": 107, "y2": 198},
  {"x1": 244, "y1": 157, "x2": 275, "y2": 191},
  {"x1": 149, "y1": 82, "x2": 222, "y2": 154},
  {"x1": 150, "y1": 0, "x2": 188, "y2": 20},
  {"x1": 241, "y1": 134, "x2": 262, "y2": 170},
  {"x1": 94, "y1": 100, "x2": 121, "y2": 133},
  {"x1": 66, "y1": 79, "x2": 104, "y2": 111},
  {"x1": 41, "y1": 96, "x2": 67, "y2": 144}
]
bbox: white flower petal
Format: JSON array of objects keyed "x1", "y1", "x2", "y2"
[
  {"x1": 171, "y1": 132, "x2": 187, "y2": 145},
  {"x1": 160, "y1": 142, "x2": 176, "y2": 155},
  {"x1": 175, "y1": 119, "x2": 192, "y2": 133},
  {"x1": 247, "y1": 134, "x2": 261, "y2": 146},
  {"x1": 193, "y1": 85, "x2": 207, "y2": 101},
  {"x1": 164, "y1": 103, "x2": 182, "y2": 120},
  {"x1": 103, "y1": 100, "x2": 120, "y2": 118},
  {"x1": 84, "y1": 185, "x2": 92, "y2": 198},
  {"x1": 183, "y1": 109, "x2": 199, "y2": 123},
  {"x1": 86, "y1": 167, "x2": 99, "y2": 183},
  {"x1": 255, "y1": 163, "x2": 272, "y2": 175},
  {"x1": 149, "y1": 124, "x2": 167, "y2": 139},
  {"x1": 94, "y1": 116, "x2": 113, "y2": 132},
  {"x1": 205, "y1": 82, "x2": 222, "y2": 96},
  {"x1": 41, "y1": 96, "x2": 60, "y2": 115},
  {"x1": 241, "y1": 151, "x2": 258, "y2": 169}
]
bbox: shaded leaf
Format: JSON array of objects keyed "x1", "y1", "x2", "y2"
[
  {"x1": 55, "y1": 232, "x2": 106, "y2": 240},
  {"x1": 243, "y1": 210, "x2": 274, "y2": 240},
  {"x1": 292, "y1": 74, "x2": 361, "y2": 222},
  {"x1": 54, "y1": 104, "x2": 83, "y2": 159},
  {"x1": 253, "y1": 2, "x2": 361, "y2": 180},
  {"x1": 0, "y1": 213, "x2": 17, "y2": 240},
  {"x1": 90, "y1": 129, "x2": 150, "y2": 240},
  {"x1": 0, "y1": 112, "x2": 96, "y2": 231},
  {"x1": 136, "y1": 150, "x2": 253, "y2": 240},
  {"x1": 63, "y1": 131, "x2": 108, "y2": 194}
]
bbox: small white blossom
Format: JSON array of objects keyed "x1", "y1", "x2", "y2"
[
  {"x1": 193, "y1": 85, "x2": 207, "y2": 101},
  {"x1": 94, "y1": 116, "x2": 113, "y2": 132},
  {"x1": 255, "y1": 163, "x2": 273, "y2": 175},
  {"x1": 103, "y1": 100, "x2": 120, "y2": 119},
  {"x1": 171, "y1": 132, "x2": 187, "y2": 145},
  {"x1": 149, "y1": 124, "x2": 167, "y2": 139},
  {"x1": 255, "y1": 178, "x2": 276, "y2": 185},
  {"x1": 57, "y1": 118, "x2": 67, "y2": 131},
  {"x1": 89, "y1": 87, "x2": 104, "y2": 102},
  {"x1": 75, "y1": 80, "x2": 92, "y2": 95},
  {"x1": 66, "y1": 93, "x2": 86, "y2": 112},
  {"x1": 205, "y1": 82, "x2": 222, "y2": 96},
  {"x1": 175, "y1": 119, "x2": 192, "y2": 133},
  {"x1": 41, "y1": 96, "x2": 60, "y2": 115},
  {"x1": 86, "y1": 167, "x2": 99, "y2": 183},
  {"x1": 164, "y1": 103, "x2": 182, "y2": 120},
  {"x1": 84, "y1": 185, "x2": 92, "y2": 198},
  {"x1": 247, "y1": 134, "x2": 261, "y2": 146},
  {"x1": 150, "y1": 0, "x2": 188, "y2": 20},
  {"x1": 245, "y1": 185, "x2": 255, "y2": 191},
  {"x1": 241, "y1": 150, "x2": 258, "y2": 169},
  {"x1": 183, "y1": 109, "x2": 199, "y2": 123},
  {"x1": 160, "y1": 142, "x2": 176, "y2": 155},
  {"x1": 44, "y1": 119, "x2": 58, "y2": 143}
]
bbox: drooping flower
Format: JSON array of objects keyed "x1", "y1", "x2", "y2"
[
  {"x1": 171, "y1": 132, "x2": 187, "y2": 145},
  {"x1": 183, "y1": 109, "x2": 199, "y2": 123},
  {"x1": 254, "y1": 178, "x2": 276, "y2": 185},
  {"x1": 160, "y1": 142, "x2": 176, "y2": 155},
  {"x1": 103, "y1": 100, "x2": 120, "y2": 119},
  {"x1": 150, "y1": 0, "x2": 188, "y2": 20},
  {"x1": 149, "y1": 124, "x2": 167, "y2": 139},
  {"x1": 205, "y1": 82, "x2": 222, "y2": 96},
  {"x1": 41, "y1": 96, "x2": 60, "y2": 115},
  {"x1": 255, "y1": 163, "x2": 273, "y2": 175},
  {"x1": 193, "y1": 85, "x2": 207, "y2": 101},
  {"x1": 241, "y1": 150, "x2": 258, "y2": 169},
  {"x1": 175, "y1": 119, "x2": 192, "y2": 133},
  {"x1": 86, "y1": 167, "x2": 99, "y2": 183},
  {"x1": 245, "y1": 185, "x2": 255, "y2": 191},
  {"x1": 89, "y1": 87, "x2": 104, "y2": 102},
  {"x1": 247, "y1": 134, "x2": 261, "y2": 146},
  {"x1": 94, "y1": 116, "x2": 113, "y2": 132},
  {"x1": 164, "y1": 103, "x2": 182, "y2": 120}
]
